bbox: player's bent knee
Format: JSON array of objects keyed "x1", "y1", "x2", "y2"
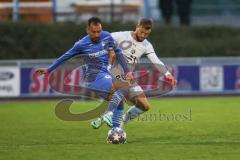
[
  {"x1": 137, "y1": 98, "x2": 150, "y2": 111},
  {"x1": 135, "y1": 103, "x2": 149, "y2": 112},
  {"x1": 131, "y1": 97, "x2": 150, "y2": 111},
  {"x1": 140, "y1": 103, "x2": 150, "y2": 111}
]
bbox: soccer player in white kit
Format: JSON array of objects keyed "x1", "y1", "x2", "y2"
[{"x1": 91, "y1": 18, "x2": 176, "y2": 129}]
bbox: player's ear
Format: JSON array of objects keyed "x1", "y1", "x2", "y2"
[
  {"x1": 135, "y1": 24, "x2": 141, "y2": 31},
  {"x1": 86, "y1": 26, "x2": 90, "y2": 34}
]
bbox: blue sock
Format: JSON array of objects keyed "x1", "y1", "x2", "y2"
[
  {"x1": 108, "y1": 90, "x2": 126, "y2": 110},
  {"x1": 108, "y1": 89, "x2": 127, "y2": 128},
  {"x1": 112, "y1": 103, "x2": 124, "y2": 128}
]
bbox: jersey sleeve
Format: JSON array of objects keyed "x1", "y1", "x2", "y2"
[
  {"x1": 47, "y1": 40, "x2": 82, "y2": 73},
  {"x1": 144, "y1": 41, "x2": 156, "y2": 56},
  {"x1": 145, "y1": 42, "x2": 168, "y2": 74}
]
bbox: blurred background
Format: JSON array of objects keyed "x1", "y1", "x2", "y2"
[
  {"x1": 1, "y1": 0, "x2": 240, "y2": 25},
  {"x1": 1, "y1": 2, "x2": 240, "y2": 159},
  {"x1": 0, "y1": 0, "x2": 240, "y2": 98}
]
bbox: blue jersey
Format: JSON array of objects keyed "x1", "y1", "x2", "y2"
[{"x1": 47, "y1": 31, "x2": 129, "y2": 82}]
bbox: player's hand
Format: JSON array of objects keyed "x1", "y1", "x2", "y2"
[
  {"x1": 164, "y1": 72, "x2": 177, "y2": 87},
  {"x1": 36, "y1": 68, "x2": 49, "y2": 75},
  {"x1": 125, "y1": 71, "x2": 134, "y2": 82}
]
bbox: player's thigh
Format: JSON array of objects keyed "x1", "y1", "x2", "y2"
[
  {"x1": 112, "y1": 79, "x2": 130, "y2": 90},
  {"x1": 88, "y1": 73, "x2": 113, "y2": 99}
]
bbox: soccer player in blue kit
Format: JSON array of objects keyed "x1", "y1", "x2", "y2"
[{"x1": 37, "y1": 17, "x2": 133, "y2": 129}]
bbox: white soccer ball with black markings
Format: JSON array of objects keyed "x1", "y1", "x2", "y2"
[{"x1": 107, "y1": 127, "x2": 127, "y2": 144}]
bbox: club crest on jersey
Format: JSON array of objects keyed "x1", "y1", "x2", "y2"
[{"x1": 119, "y1": 40, "x2": 132, "y2": 50}]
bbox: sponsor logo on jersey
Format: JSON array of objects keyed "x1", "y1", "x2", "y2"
[{"x1": 89, "y1": 50, "x2": 108, "y2": 58}]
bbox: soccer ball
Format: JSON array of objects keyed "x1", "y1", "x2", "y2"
[{"x1": 107, "y1": 127, "x2": 127, "y2": 144}]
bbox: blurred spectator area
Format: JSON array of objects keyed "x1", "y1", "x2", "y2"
[
  {"x1": 70, "y1": 1, "x2": 142, "y2": 22},
  {"x1": 54, "y1": 0, "x2": 143, "y2": 23},
  {"x1": 191, "y1": 0, "x2": 240, "y2": 26},
  {"x1": 146, "y1": 0, "x2": 240, "y2": 26},
  {"x1": 0, "y1": 0, "x2": 142, "y2": 23},
  {"x1": 192, "y1": 0, "x2": 240, "y2": 16},
  {"x1": 0, "y1": 0, "x2": 53, "y2": 23},
  {"x1": 1, "y1": 0, "x2": 240, "y2": 25}
]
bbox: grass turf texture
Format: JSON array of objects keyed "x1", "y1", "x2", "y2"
[{"x1": 0, "y1": 97, "x2": 240, "y2": 160}]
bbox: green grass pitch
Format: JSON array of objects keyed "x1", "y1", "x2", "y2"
[{"x1": 0, "y1": 97, "x2": 240, "y2": 160}]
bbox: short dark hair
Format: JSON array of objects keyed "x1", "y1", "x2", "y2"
[
  {"x1": 88, "y1": 17, "x2": 102, "y2": 26},
  {"x1": 137, "y1": 18, "x2": 153, "y2": 29}
]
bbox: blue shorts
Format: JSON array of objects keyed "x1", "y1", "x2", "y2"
[{"x1": 87, "y1": 73, "x2": 113, "y2": 98}]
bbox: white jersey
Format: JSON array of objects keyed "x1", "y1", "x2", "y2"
[
  {"x1": 111, "y1": 31, "x2": 164, "y2": 65},
  {"x1": 110, "y1": 31, "x2": 169, "y2": 97},
  {"x1": 110, "y1": 31, "x2": 167, "y2": 79}
]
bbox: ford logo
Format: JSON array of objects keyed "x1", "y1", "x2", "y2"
[{"x1": 0, "y1": 72, "x2": 14, "y2": 81}]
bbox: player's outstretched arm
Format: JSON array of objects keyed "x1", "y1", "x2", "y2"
[
  {"x1": 47, "y1": 42, "x2": 81, "y2": 73},
  {"x1": 107, "y1": 49, "x2": 116, "y2": 72},
  {"x1": 114, "y1": 48, "x2": 130, "y2": 73},
  {"x1": 109, "y1": 49, "x2": 116, "y2": 65},
  {"x1": 146, "y1": 51, "x2": 177, "y2": 87},
  {"x1": 107, "y1": 33, "x2": 133, "y2": 81},
  {"x1": 114, "y1": 48, "x2": 134, "y2": 82},
  {"x1": 36, "y1": 41, "x2": 82, "y2": 75}
]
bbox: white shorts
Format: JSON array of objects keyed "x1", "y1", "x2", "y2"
[{"x1": 110, "y1": 63, "x2": 144, "y2": 98}]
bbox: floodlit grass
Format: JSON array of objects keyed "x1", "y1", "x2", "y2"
[{"x1": 0, "y1": 97, "x2": 240, "y2": 160}]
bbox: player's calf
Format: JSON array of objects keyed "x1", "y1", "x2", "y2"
[{"x1": 123, "y1": 95, "x2": 150, "y2": 123}]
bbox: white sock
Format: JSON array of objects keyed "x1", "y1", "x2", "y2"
[
  {"x1": 123, "y1": 106, "x2": 144, "y2": 124},
  {"x1": 104, "y1": 110, "x2": 113, "y2": 118}
]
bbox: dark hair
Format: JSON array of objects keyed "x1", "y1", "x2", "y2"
[
  {"x1": 137, "y1": 18, "x2": 153, "y2": 29},
  {"x1": 88, "y1": 17, "x2": 102, "y2": 26}
]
